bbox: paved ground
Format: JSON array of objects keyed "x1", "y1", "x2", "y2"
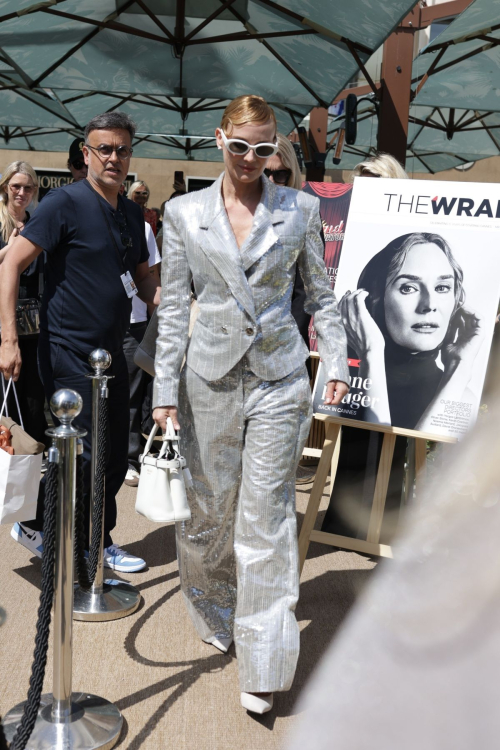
[{"x1": 0, "y1": 477, "x2": 377, "y2": 750}]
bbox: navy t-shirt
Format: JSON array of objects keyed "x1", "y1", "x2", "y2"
[{"x1": 23, "y1": 180, "x2": 149, "y2": 356}]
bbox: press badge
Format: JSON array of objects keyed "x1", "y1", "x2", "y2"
[{"x1": 120, "y1": 271, "x2": 138, "y2": 298}]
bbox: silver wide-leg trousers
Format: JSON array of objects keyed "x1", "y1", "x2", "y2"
[{"x1": 176, "y1": 359, "x2": 313, "y2": 692}]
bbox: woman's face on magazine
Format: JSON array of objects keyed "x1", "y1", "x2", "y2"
[{"x1": 384, "y1": 242, "x2": 456, "y2": 352}]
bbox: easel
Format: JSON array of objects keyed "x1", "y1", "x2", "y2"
[{"x1": 298, "y1": 415, "x2": 457, "y2": 572}]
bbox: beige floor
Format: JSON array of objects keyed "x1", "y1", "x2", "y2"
[{"x1": 0, "y1": 478, "x2": 377, "y2": 750}]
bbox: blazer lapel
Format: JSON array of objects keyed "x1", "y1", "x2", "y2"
[
  {"x1": 198, "y1": 175, "x2": 257, "y2": 322},
  {"x1": 239, "y1": 177, "x2": 285, "y2": 272}
]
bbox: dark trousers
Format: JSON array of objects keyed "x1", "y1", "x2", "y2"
[
  {"x1": 1, "y1": 336, "x2": 47, "y2": 446},
  {"x1": 25, "y1": 338, "x2": 129, "y2": 548},
  {"x1": 123, "y1": 322, "x2": 151, "y2": 471}
]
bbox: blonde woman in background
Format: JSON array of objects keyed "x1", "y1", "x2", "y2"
[
  {"x1": 350, "y1": 152, "x2": 408, "y2": 180},
  {"x1": 264, "y1": 132, "x2": 303, "y2": 189},
  {"x1": 127, "y1": 179, "x2": 157, "y2": 235},
  {"x1": 0, "y1": 161, "x2": 47, "y2": 445},
  {"x1": 0, "y1": 161, "x2": 39, "y2": 262}
]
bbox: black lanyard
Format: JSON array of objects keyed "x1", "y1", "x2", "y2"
[{"x1": 95, "y1": 192, "x2": 130, "y2": 274}]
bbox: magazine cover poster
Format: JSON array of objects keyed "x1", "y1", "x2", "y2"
[
  {"x1": 313, "y1": 177, "x2": 500, "y2": 440},
  {"x1": 302, "y1": 182, "x2": 353, "y2": 351}
]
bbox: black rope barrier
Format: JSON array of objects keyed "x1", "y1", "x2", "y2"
[
  {"x1": 10, "y1": 459, "x2": 59, "y2": 750},
  {"x1": 73, "y1": 449, "x2": 91, "y2": 590},
  {"x1": 74, "y1": 395, "x2": 108, "y2": 589}
]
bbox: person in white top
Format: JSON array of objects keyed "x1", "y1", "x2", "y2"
[{"x1": 123, "y1": 220, "x2": 161, "y2": 486}]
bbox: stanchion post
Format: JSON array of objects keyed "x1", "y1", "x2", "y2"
[
  {"x1": 51, "y1": 433, "x2": 76, "y2": 723},
  {"x1": 89, "y1": 350, "x2": 109, "y2": 594},
  {"x1": 3, "y1": 389, "x2": 123, "y2": 749},
  {"x1": 73, "y1": 348, "x2": 141, "y2": 621}
]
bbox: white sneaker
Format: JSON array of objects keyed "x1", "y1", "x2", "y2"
[
  {"x1": 11, "y1": 523, "x2": 43, "y2": 558},
  {"x1": 124, "y1": 468, "x2": 140, "y2": 487},
  {"x1": 103, "y1": 544, "x2": 146, "y2": 572}
]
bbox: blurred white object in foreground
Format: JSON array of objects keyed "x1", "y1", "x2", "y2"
[{"x1": 288, "y1": 369, "x2": 500, "y2": 750}]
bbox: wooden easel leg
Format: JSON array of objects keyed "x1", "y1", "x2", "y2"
[
  {"x1": 414, "y1": 437, "x2": 427, "y2": 497},
  {"x1": 298, "y1": 421, "x2": 341, "y2": 574},
  {"x1": 366, "y1": 433, "x2": 397, "y2": 544}
]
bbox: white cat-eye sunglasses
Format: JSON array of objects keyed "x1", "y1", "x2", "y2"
[{"x1": 217, "y1": 129, "x2": 278, "y2": 158}]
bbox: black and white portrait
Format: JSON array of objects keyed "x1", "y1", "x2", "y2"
[{"x1": 314, "y1": 178, "x2": 500, "y2": 440}]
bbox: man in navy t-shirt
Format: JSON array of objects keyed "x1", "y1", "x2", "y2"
[{"x1": 0, "y1": 111, "x2": 161, "y2": 572}]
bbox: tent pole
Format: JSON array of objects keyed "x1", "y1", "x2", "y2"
[
  {"x1": 306, "y1": 106, "x2": 328, "y2": 182},
  {"x1": 376, "y1": 9, "x2": 416, "y2": 167}
]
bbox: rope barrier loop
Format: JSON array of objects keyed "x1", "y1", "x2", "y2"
[{"x1": 10, "y1": 455, "x2": 59, "y2": 750}]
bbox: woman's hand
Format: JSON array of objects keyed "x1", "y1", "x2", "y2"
[
  {"x1": 339, "y1": 289, "x2": 385, "y2": 358},
  {"x1": 324, "y1": 380, "x2": 349, "y2": 405},
  {"x1": 441, "y1": 308, "x2": 483, "y2": 377},
  {"x1": 153, "y1": 406, "x2": 180, "y2": 431}
]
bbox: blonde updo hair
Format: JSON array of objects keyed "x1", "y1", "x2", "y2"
[
  {"x1": 127, "y1": 180, "x2": 150, "y2": 201},
  {"x1": 220, "y1": 95, "x2": 277, "y2": 137},
  {"x1": 0, "y1": 161, "x2": 38, "y2": 244},
  {"x1": 351, "y1": 153, "x2": 408, "y2": 181},
  {"x1": 276, "y1": 133, "x2": 303, "y2": 190}
]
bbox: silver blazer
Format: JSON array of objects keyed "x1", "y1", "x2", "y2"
[{"x1": 153, "y1": 173, "x2": 349, "y2": 407}]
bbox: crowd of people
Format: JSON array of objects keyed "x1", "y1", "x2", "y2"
[{"x1": 0, "y1": 95, "x2": 409, "y2": 715}]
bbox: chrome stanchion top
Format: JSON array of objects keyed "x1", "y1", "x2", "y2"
[
  {"x1": 88, "y1": 348, "x2": 112, "y2": 375},
  {"x1": 50, "y1": 388, "x2": 83, "y2": 431}
]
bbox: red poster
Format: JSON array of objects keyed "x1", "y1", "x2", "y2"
[{"x1": 302, "y1": 182, "x2": 353, "y2": 351}]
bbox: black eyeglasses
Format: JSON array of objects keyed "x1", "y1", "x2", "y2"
[
  {"x1": 71, "y1": 160, "x2": 85, "y2": 171},
  {"x1": 86, "y1": 144, "x2": 133, "y2": 160},
  {"x1": 114, "y1": 209, "x2": 133, "y2": 255},
  {"x1": 264, "y1": 168, "x2": 292, "y2": 185}
]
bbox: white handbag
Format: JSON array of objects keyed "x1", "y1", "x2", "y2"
[{"x1": 135, "y1": 418, "x2": 192, "y2": 524}]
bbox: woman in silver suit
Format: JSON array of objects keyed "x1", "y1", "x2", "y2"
[{"x1": 153, "y1": 95, "x2": 349, "y2": 714}]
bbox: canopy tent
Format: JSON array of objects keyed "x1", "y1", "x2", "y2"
[
  {"x1": 325, "y1": 98, "x2": 500, "y2": 173},
  {"x1": 0, "y1": 92, "x2": 307, "y2": 160},
  {"x1": 412, "y1": 0, "x2": 500, "y2": 112},
  {"x1": 0, "y1": 0, "x2": 418, "y2": 159},
  {"x1": 0, "y1": 123, "x2": 226, "y2": 160}
]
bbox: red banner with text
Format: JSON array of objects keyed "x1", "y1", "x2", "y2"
[{"x1": 302, "y1": 182, "x2": 353, "y2": 351}]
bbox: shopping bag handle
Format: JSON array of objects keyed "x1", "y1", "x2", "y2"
[{"x1": 1, "y1": 377, "x2": 24, "y2": 429}]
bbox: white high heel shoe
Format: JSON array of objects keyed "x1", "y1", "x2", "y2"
[
  {"x1": 240, "y1": 692, "x2": 274, "y2": 714},
  {"x1": 203, "y1": 636, "x2": 233, "y2": 653}
]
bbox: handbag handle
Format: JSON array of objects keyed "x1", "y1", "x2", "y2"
[
  {"x1": 1, "y1": 377, "x2": 24, "y2": 429},
  {"x1": 143, "y1": 417, "x2": 180, "y2": 459}
]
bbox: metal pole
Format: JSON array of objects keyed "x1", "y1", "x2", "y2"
[
  {"x1": 89, "y1": 350, "x2": 111, "y2": 594},
  {"x1": 51, "y1": 434, "x2": 76, "y2": 722},
  {"x1": 73, "y1": 349, "x2": 141, "y2": 621},
  {"x1": 3, "y1": 389, "x2": 123, "y2": 749}
]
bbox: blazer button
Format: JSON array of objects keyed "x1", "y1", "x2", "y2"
[
  {"x1": 221, "y1": 325, "x2": 228, "y2": 334},
  {"x1": 245, "y1": 327, "x2": 254, "y2": 335}
]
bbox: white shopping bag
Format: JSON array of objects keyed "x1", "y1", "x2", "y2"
[
  {"x1": 135, "y1": 419, "x2": 192, "y2": 524},
  {"x1": 0, "y1": 379, "x2": 43, "y2": 525}
]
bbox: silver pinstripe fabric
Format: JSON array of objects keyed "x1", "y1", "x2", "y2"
[
  {"x1": 153, "y1": 173, "x2": 349, "y2": 409},
  {"x1": 177, "y1": 360, "x2": 312, "y2": 692},
  {"x1": 153, "y1": 173, "x2": 349, "y2": 692}
]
